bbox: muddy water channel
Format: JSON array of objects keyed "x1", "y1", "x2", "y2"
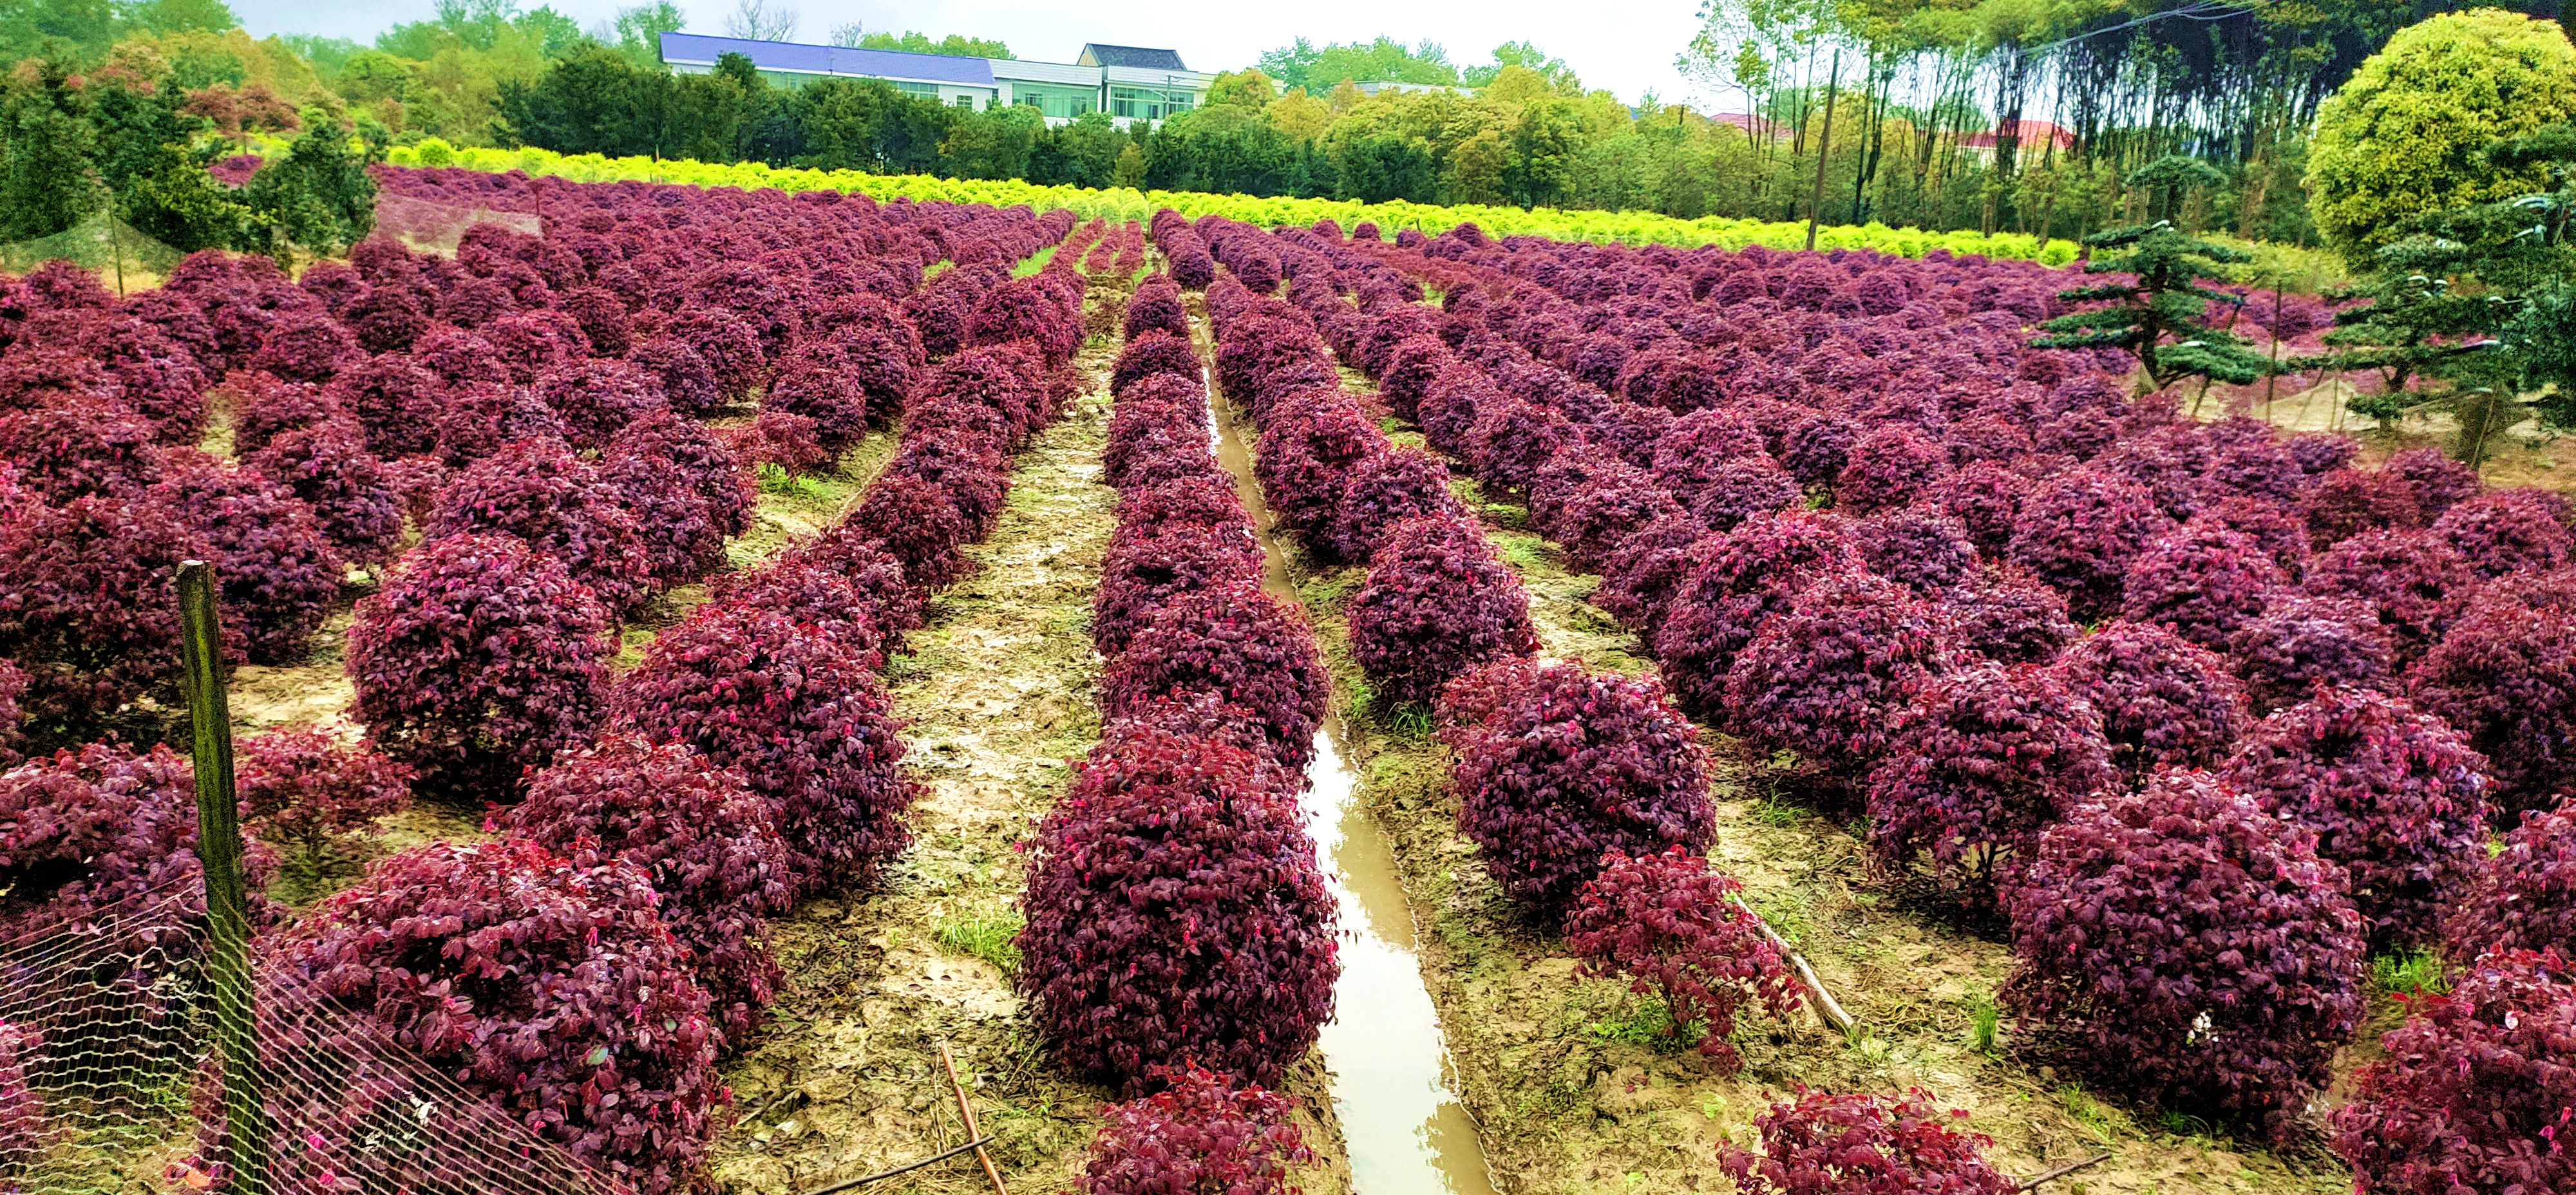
[{"x1": 1208, "y1": 388, "x2": 1499, "y2": 1195}]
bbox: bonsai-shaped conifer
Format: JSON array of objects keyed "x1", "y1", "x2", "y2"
[{"x1": 2033, "y1": 161, "x2": 2270, "y2": 393}]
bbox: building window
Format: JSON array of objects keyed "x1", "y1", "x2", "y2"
[
  {"x1": 892, "y1": 80, "x2": 940, "y2": 100},
  {"x1": 1110, "y1": 86, "x2": 1195, "y2": 121},
  {"x1": 954, "y1": 93, "x2": 977, "y2": 109},
  {"x1": 1012, "y1": 84, "x2": 1097, "y2": 119}
]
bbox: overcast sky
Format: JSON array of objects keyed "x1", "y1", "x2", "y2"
[{"x1": 231, "y1": 0, "x2": 1718, "y2": 108}]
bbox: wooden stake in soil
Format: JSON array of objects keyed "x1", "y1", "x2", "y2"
[
  {"x1": 940, "y1": 1039, "x2": 1009, "y2": 1195},
  {"x1": 2019, "y1": 1151, "x2": 2112, "y2": 1190},
  {"x1": 1730, "y1": 896, "x2": 1857, "y2": 1036},
  {"x1": 178, "y1": 561, "x2": 269, "y2": 1194},
  {"x1": 800, "y1": 1135, "x2": 994, "y2": 1195}
]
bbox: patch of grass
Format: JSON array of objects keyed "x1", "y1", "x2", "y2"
[
  {"x1": 1743, "y1": 886, "x2": 1812, "y2": 946},
  {"x1": 2152, "y1": 1108, "x2": 2215, "y2": 1142},
  {"x1": 1498, "y1": 536, "x2": 1548, "y2": 570},
  {"x1": 934, "y1": 908, "x2": 1025, "y2": 974},
  {"x1": 1746, "y1": 791, "x2": 1805, "y2": 827},
  {"x1": 2058, "y1": 1084, "x2": 2121, "y2": 1145},
  {"x1": 2372, "y1": 947, "x2": 2450, "y2": 997},
  {"x1": 1381, "y1": 702, "x2": 1434, "y2": 740},
  {"x1": 1586, "y1": 997, "x2": 1687, "y2": 1049},
  {"x1": 1964, "y1": 987, "x2": 2001, "y2": 1055}
]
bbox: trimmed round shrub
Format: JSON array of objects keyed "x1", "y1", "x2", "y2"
[
  {"x1": 2192, "y1": 493, "x2": 2315, "y2": 578},
  {"x1": 628, "y1": 334, "x2": 721, "y2": 417},
  {"x1": 2408, "y1": 588, "x2": 2576, "y2": 816},
  {"x1": 968, "y1": 276, "x2": 1083, "y2": 367},
  {"x1": 350, "y1": 534, "x2": 609, "y2": 800},
  {"x1": 506, "y1": 735, "x2": 792, "y2": 1042},
  {"x1": 612, "y1": 605, "x2": 916, "y2": 898},
  {"x1": 1851, "y1": 507, "x2": 1979, "y2": 594},
  {"x1": 1724, "y1": 570, "x2": 1955, "y2": 770},
  {"x1": 424, "y1": 437, "x2": 655, "y2": 615},
  {"x1": 764, "y1": 353, "x2": 873, "y2": 453},
  {"x1": 1926, "y1": 460, "x2": 2031, "y2": 558},
  {"x1": 2305, "y1": 467, "x2": 2421, "y2": 547},
  {"x1": 2448, "y1": 800, "x2": 2576, "y2": 959},
  {"x1": 2052, "y1": 620, "x2": 2249, "y2": 776},
  {"x1": 1110, "y1": 331, "x2": 1200, "y2": 397},
  {"x1": 666, "y1": 305, "x2": 764, "y2": 399},
  {"x1": 1720, "y1": 1087, "x2": 2016, "y2": 1195},
  {"x1": 1652, "y1": 512, "x2": 1859, "y2": 714},
  {"x1": 1074, "y1": 1065, "x2": 1312, "y2": 1195},
  {"x1": 844, "y1": 471, "x2": 974, "y2": 590},
  {"x1": 1548, "y1": 463, "x2": 1688, "y2": 573},
  {"x1": 1465, "y1": 399, "x2": 1576, "y2": 494},
  {"x1": 2225, "y1": 594, "x2": 2394, "y2": 715},
  {"x1": 235, "y1": 723, "x2": 412, "y2": 881},
  {"x1": 2431, "y1": 488, "x2": 2573, "y2": 579},
  {"x1": 603, "y1": 409, "x2": 751, "y2": 585},
  {"x1": 243, "y1": 418, "x2": 403, "y2": 565},
  {"x1": 1835, "y1": 426, "x2": 1951, "y2": 514},
  {"x1": 2331, "y1": 950, "x2": 2576, "y2": 1195},
  {"x1": 2006, "y1": 771, "x2": 2365, "y2": 1135},
  {"x1": 1446, "y1": 663, "x2": 1714, "y2": 910},
  {"x1": 0, "y1": 494, "x2": 222, "y2": 729},
  {"x1": 2307, "y1": 527, "x2": 2477, "y2": 663},
  {"x1": 0, "y1": 740, "x2": 265, "y2": 944},
  {"x1": 2289, "y1": 432, "x2": 2362, "y2": 475},
  {"x1": 1779, "y1": 412, "x2": 1861, "y2": 489},
  {"x1": 144, "y1": 452, "x2": 341, "y2": 664},
  {"x1": 1949, "y1": 572, "x2": 2079, "y2": 664},
  {"x1": 324, "y1": 355, "x2": 446, "y2": 458},
  {"x1": 1649, "y1": 407, "x2": 1765, "y2": 496},
  {"x1": 1866, "y1": 663, "x2": 2116, "y2": 898},
  {"x1": 1121, "y1": 281, "x2": 1190, "y2": 343},
  {"x1": 0, "y1": 400, "x2": 159, "y2": 502},
  {"x1": 2119, "y1": 525, "x2": 2287, "y2": 647},
  {"x1": 1115, "y1": 473, "x2": 1245, "y2": 536},
  {"x1": 1593, "y1": 511, "x2": 1713, "y2": 631},
  {"x1": 1690, "y1": 454, "x2": 1803, "y2": 532},
  {"x1": 1101, "y1": 581, "x2": 1330, "y2": 771},
  {"x1": 1331, "y1": 447, "x2": 1460, "y2": 563},
  {"x1": 1251, "y1": 393, "x2": 1379, "y2": 550},
  {"x1": 256, "y1": 841, "x2": 721, "y2": 1194},
  {"x1": 433, "y1": 382, "x2": 570, "y2": 468},
  {"x1": 825, "y1": 321, "x2": 925, "y2": 431},
  {"x1": 2008, "y1": 467, "x2": 2174, "y2": 623},
  {"x1": 759, "y1": 528, "x2": 929, "y2": 641},
  {"x1": 1017, "y1": 727, "x2": 1335, "y2": 1094},
  {"x1": 2221, "y1": 688, "x2": 2492, "y2": 949},
  {"x1": 1350, "y1": 514, "x2": 1539, "y2": 706},
  {"x1": 533, "y1": 358, "x2": 668, "y2": 451},
  {"x1": 1566, "y1": 847, "x2": 1798, "y2": 1071},
  {"x1": 2388, "y1": 446, "x2": 2481, "y2": 516},
  {"x1": 1093, "y1": 522, "x2": 1264, "y2": 658},
  {"x1": 701, "y1": 557, "x2": 893, "y2": 668}
]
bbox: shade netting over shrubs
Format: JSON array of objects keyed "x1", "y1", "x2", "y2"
[
  {"x1": 1099, "y1": 581, "x2": 1330, "y2": 771},
  {"x1": 1443, "y1": 661, "x2": 1714, "y2": 910},
  {"x1": 2331, "y1": 950, "x2": 2576, "y2": 1195},
  {"x1": 2050, "y1": 620, "x2": 2249, "y2": 776},
  {"x1": 2004, "y1": 771, "x2": 2365, "y2": 1136},
  {"x1": 1074, "y1": 1066, "x2": 1312, "y2": 1195},
  {"x1": 1349, "y1": 514, "x2": 1540, "y2": 706},
  {"x1": 1564, "y1": 847, "x2": 1798, "y2": 1072},
  {"x1": 2447, "y1": 800, "x2": 2576, "y2": 961},
  {"x1": 1719, "y1": 1087, "x2": 2016, "y2": 1195},
  {"x1": 612, "y1": 605, "x2": 916, "y2": 898},
  {"x1": 256, "y1": 841, "x2": 721, "y2": 1194},
  {"x1": 1724, "y1": 570, "x2": 1956, "y2": 775},
  {"x1": 1016, "y1": 727, "x2": 1336, "y2": 1094},
  {"x1": 2219, "y1": 688, "x2": 2493, "y2": 950},
  {"x1": 348, "y1": 534, "x2": 610, "y2": 801},
  {"x1": 0, "y1": 741, "x2": 268, "y2": 945},
  {"x1": 1866, "y1": 663, "x2": 2116, "y2": 899}
]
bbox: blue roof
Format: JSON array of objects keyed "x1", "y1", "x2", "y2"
[{"x1": 658, "y1": 32, "x2": 998, "y2": 86}]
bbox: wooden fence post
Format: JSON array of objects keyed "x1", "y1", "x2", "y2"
[{"x1": 176, "y1": 561, "x2": 266, "y2": 1195}]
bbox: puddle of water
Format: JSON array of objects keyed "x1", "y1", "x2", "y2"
[{"x1": 1205, "y1": 383, "x2": 1499, "y2": 1195}]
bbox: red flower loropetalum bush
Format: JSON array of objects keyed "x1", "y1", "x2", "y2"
[
  {"x1": 2219, "y1": 688, "x2": 2494, "y2": 950},
  {"x1": 1017, "y1": 727, "x2": 1336, "y2": 1094},
  {"x1": 1122, "y1": 279, "x2": 1190, "y2": 343},
  {"x1": 243, "y1": 418, "x2": 404, "y2": 565},
  {"x1": 1724, "y1": 570, "x2": 1956, "y2": 776},
  {"x1": 1850, "y1": 507, "x2": 1980, "y2": 594},
  {"x1": 2307, "y1": 527, "x2": 2477, "y2": 664},
  {"x1": 257, "y1": 841, "x2": 722, "y2": 1195},
  {"x1": 324, "y1": 354, "x2": 446, "y2": 458},
  {"x1": 1444, "y1": 662, "x2": 1715, "y2": 910},
  {"x1": 1651, "y1": 511, "x2": 1859, "y2": 715},
  {"x1": 1835, "y1": 426, "x2": 1951, "y2": 515},
  {"x1": 1719, "y1": 1087, "x2": 2016, "y2": 1195},
  {"x1": 1949, "y1": 571, "x2": 2080, "y2": 664},
  {"x1": 532, "y1": 357, "x2": 668, "y2": 450},
  {"x1": 1094, "y1": 521, "x2": 1264, "y2": 657},
  {"x1": 2388, "y1": 445, "x2": 2481, "y2": 517},
  {"x1": 2331, "y1": 950, "x2": 2576, "y2": 1195},
  {"x1": 2003, "y1": 771, "x2": 2366, "y2": 1136},
  {"x1": 504, "y1": 735, "x2": 793, "y2": 1043},
  {"x1": 2118, "y1": 524, "x2": 2287, "y2": 648},
  {"x1": 2448, "y1": 801, "x2": 2576, "y2": 959},
  {"x1": 629, "y1": 334, "x2": 723, "y2": 418},
  {"x1": 2008, "y1": 467, "x2": 2174, "y2": 623},
  {"x1": 1465, "y1": 399, "x2": 1577, "y2": 495},
  {"x1": 764, "y1": 352, "x2": 875, "y2": 454},
  {"x1": 144, "y1": 451, "x2": 341, "y2": 665},
  {"x1": 2051, "y1": 620, "x2": 2249, "y2": 777},
  {"x1": 1866, "y1": 663, "x2": 2117, "y2": 899},
  {"x1": 602, "y1": 412, "x2": 750, "y2": 588},
  {"x1": 235, "y1": 724, "x2": 413, "y2": 880},
  {"x1": 2408, "y1": 581, "x2": 2576, "y2": 816},
  {"x1": 1332, "y1": 447, "x2": 1461, "y2": 563},
  {"x1": 1074, "y1": 1065, "x2": 1312, "y2": 1195},
  {"x1": 1252, "y1": 391, "x2": 1381, "y2": 554},
  {"x1": 2305, "y1": 467, "x2": 2422, "y2": 548},
  {"x1": 348, "y1": 534, "x2": 611, "y2": 802},
  {"x1": 1099, "y1": 581, "x2": 1330, "y2": 771},
  {"x1": 2432, "y1": 488, "x2": 2575, "y2": 579},
  {"x1": 2224, "y1": 593, "x2": 2395, "y2": 715},
  {"x1": 1111, "y1": 331, "x2": 1201, "y2": 397},
  {"x1": 424, "y1": 437, "x2": 656, "y2": 615},
  {"x1": 0, "y1": 740, "x2": 270, "y2": 945},
  {"x1": 0, "y1": 399, "x2": 159, "y2": 503},
  {"x1": 1349, "y1": 514, "x2": 1540, "y2": 707},
  {"x1": 0, "y1": 493, "x2": 235, "y2": 731},
  {"x1": 1926, "y1": 460, "x2": 2032, "y2": 559},
  {"x1": 1564, "y1": 847, "x2": 1799, "y2": 1070}
]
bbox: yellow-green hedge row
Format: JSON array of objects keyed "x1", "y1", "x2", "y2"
[{"x1": 388, "y1": 140, "x2": 2083, "y2": 267}]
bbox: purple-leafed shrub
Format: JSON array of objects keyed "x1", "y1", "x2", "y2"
[
  {"x1": 533, "y1": 358, "x2": 668, "y2": 450},
  {"x1": 968, "y1": 275, "x2": 1083, "y2": 367},
  {"x1": 0, "y1": 660, "x2": 26, "y2": 769},
  {"x1": 0, "y1": 1021, "x2": 38, "y2": 1170},
  {"x1": 1592, "y1": 511, "x2": 1712, "y2": 631},
  {"x1": 2305, "y1": 467, "x2": 2421, "y2": 547},
  {"x1": 1779, "y1": 412, "x2": 1861, "y2": 489},
  {"x1": 2050, "y1": 620, "x2": 2249, "y2": 776},
  {"x1": 433, "y1": 382, "x2": 569, "y2": 468},
  {"x1": 730, "y1": 408, "x2": 830, "y2": 475},
  {"x1": 2407, "y1": 587, "x2": 2576, "y2": 816},
  {"x1": 1331, "y1": 447, "x2": 1460, "y2": 563},
  {"x1": 2007, "y1": 467, "x2": 2173, "y2": 623},
  {"x1": 1446, "y1": 662, "x2": 1714, "y2": 909},
  {"x1": 1548, "y1": 464, "x2": 1687, "y2": 573},
  {"x1": 505, "y1": 735, "x2": 791, "y2": 1042},
  {"x1": 1378, "y1": 335, "x2": 1452, "y2": 420},
  {"x1": 1649, "y1": 407, "x2": 1765, "y2": 496},
  {"x1": 2387, "y1": 446, "x2": 2480, "y2": 516},
  {"x1": 764, "y1": 353, "x2": 873, "y2": 453},
  {"x1": 1565, "y1": 847, "x2": 1798, "y2": 1070},
  {"x1": 2307, "y1": 527, "x2": 2476, "y2": 663},
  {"x1": 1110, "y1": 331, "x2": 1200, "y2": 397},
  {"x1": 1099, "y1": 581, "x2": 1329, "y2": 771},
  {"x1": 1925, "y1": 460, "x2": 2031, "y2": 558},
  {"x1": 2118, "y1": 525, "x2": 2286, "y2": 647},
  {"x1": 2448, "y1": 802, "x2": 2576, "y2": 959},
  {"x1": 2430, "y1": 488, "x2": 2573, "y2": 579},
  {"x1": 1121, "y1": 281, "x2": 1190, "y2": 344},
  {"x1": 1465, "y1": 399, "x2": 1576, "y2": 494},
  {"x1": 2005, "y1": 771, "x2": 2364, "y2": 1136},
  {"x1": 0, "y1": 740, "x2": 267, "y2": 943},
  {"x1": 602, "y1": 412, "x2": 750, "y2": 587},
  {"x1": 1115, "y1": 472, "x2": 1245, "y2": 536},
  {"x1": 1074, "y1": 1066, "x2": 1312, "y2": 1195},
  {"x1": 236, "y1": 724, "x2": 412, "y2": 878},
  {"x1": 628, "y1": 334, "x2": 721, "y2": 417},
  {"x1": 1350, "y1": 514, "x2": 1539, "y2": 706},
  {"x1": 0, "y1": 494, "x2": 224, "y2": 729},
  {"x1": 1835, "y1": 426, "x2": 1951, "y2": 514},
  {"x1": 560, "y1": 285, "x2": 632, "y2": 355},
  {"x1": 666, "y1": 305, "x2": 764, "y2": 400},
  {"x1": 2331, "y1": 950, "x2": 2576, "y2": 1195},
  {"x1": 145, "y1": 452, "x2": 340, "y2": 664},
  {"x1": 1852, "y1": 507, "x2": 1979, "y2": 594},
  {"x1": 1652, "y1": 513, "x2": 1860, "y2": 715},
  {"x1": 2191, "y1": 493, "x2": 2314, "y2": 578},
  {"x1": 249, "y1": 311, "x2": 356, "y2": 382},
  {"x1": 1690, "y1": 454, "x2": 1803, "y2": 532},
  {"x1": 243, "y1": 418, "x2": 403, "y2": 565},
  {"x1": 1094, "y1": 522, "x2": 1264, "y2": 657},
  {"x1": 1719, "y1": 1087, "x2": 2016, "y2": 1195},
  {"x1": 347, "y1": 533, "x2": 610, "y2": 800},
  {"x1": 2224, "y1": 594, "x2": 2394, "y2": 715},
  {"x1": 612, "y1": 605, "x2": 915, "y2": 897},
  {"x1": 225, "y1": 373, "x2": 339, "y2": 456},
  {"x1": 1252, "y1": 393, "x2": 1379, "y2": 549},
  {"x1": 1949, "y1": 571, "x2": 2079, "y2": 664},
  {"x1": 258, "y1": 841, "x2": 720, "y2": 1194},
  {"x1": 424, "y1": 437, "x2": 655, "y2": 614},
  {"x1": 0, "y1": 400, "x2": 159, "y2": 503},
  {"x1": 843, "y1": 471, "x2": 974, "y2": 590},
  {"x1": 1017, "y1": 727, "x2": 1335, "y2": 1093},
  {"x1": 324, "y1": 355, "x2": 446, "y2": 458},
  {"x1": 2289, "y1": 432, "x2": 2362, "y2": 476},
  {"x1": 2220, "y1": 688, "x2": 2492, "y2": 949},
  {"x1": 1723, "y1": 570, "x2": 1955, "y2": 773},
  {"x1": 1867, "y1": 663, "x2": 2116, "y2": 898}
]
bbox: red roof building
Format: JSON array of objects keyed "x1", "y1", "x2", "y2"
[{"x1": 1958, "y1": 120, "x2": 2078, "y2": 154}]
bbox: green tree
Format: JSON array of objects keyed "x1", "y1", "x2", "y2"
[
  {"x1": 1027, "y1": 109, "x2": 1122, "y2": 188},
  {"x1": 856, "y1": 30, "x2": 1010, "y2": 59},
  {"x1": 0, "y1": 62, "x2": 108, "y2": 241},
  {"x1": 1465, "y1": 41, "x2": 1579, "y2": 92},
  {"x1": 790, "y1": 75, "x2": 891, "y2": 169},
  {"x1": 1335, "y1": 129, "x2": 1435, "y2": 203},
  {"x1": 2306, "y1": 9, "x2": 2576, "y2": 265},
  {"x1": 120, "y1": 140, "x2": 263, "y2": 252},
  {"x1": 0, "y1": 0, "x2": 115, "y2": 63},
  {"x1": 610, "y1": 1, "x2": 685, "y2": 68},
  {"x1": 2033, "y1": 211, "x2": 2269, "y2": 393},
  {"x1": 1501, "y1": 97, "x2": 1584, "y2": 207},
  {"x1": 124, "y1": 0, "x2": 239, "y2": 35},
  {"x1": 940, "y1": 101, "x2": 1039, "y2": 180},
  {"x1": 243, "y1": 117, "x2": 375, "y2": 255},
  {"x1": 1258, "y1": 36, "x2": 1459, "y2": 91}
]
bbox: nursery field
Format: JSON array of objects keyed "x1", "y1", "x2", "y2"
[{"x1": 0, "y1": 162, "x2": 2569, "y2": 1195}]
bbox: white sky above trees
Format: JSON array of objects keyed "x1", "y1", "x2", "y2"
[{"x1": 233, "y1": 0, "x2": 1712, "y2": 108}]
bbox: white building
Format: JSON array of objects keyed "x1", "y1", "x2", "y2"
[{"x1": 659, "y1": 33, "x2": 1216, "y2": 128}]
